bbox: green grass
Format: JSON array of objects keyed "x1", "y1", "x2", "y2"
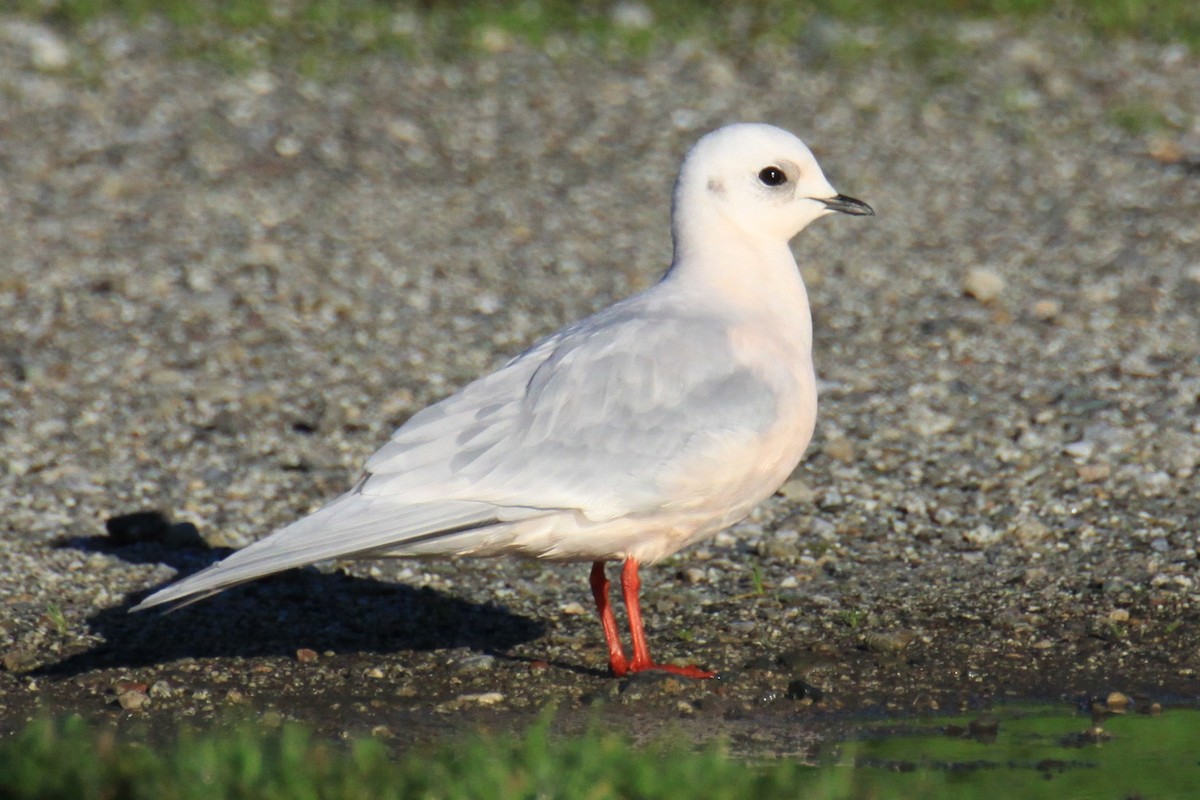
[
  {"x1": 10, "y1": 0, "x2": 1200, "y2": 67},
  {"x1": 0, "y1": 715, "x2": 810, "y2": 800},
  {"x1": 4, "y1": 707, "x2": 1200, "y2": 799}
]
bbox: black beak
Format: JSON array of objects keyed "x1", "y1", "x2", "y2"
[{"x1": 815, "y1": 193, "x2": 874, "y2": 216}]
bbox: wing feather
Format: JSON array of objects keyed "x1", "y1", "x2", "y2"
[{"x1": 131, "y1": 495, "x2": 529, "y2": 610}]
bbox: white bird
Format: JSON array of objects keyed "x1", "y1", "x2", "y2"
[{"x1": 133, "y1": 123, "x2": 873, "y2": 679}]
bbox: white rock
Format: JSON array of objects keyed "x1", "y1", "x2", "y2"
[
  {"x1": 611, "y1": 3, "x2": 655, "y2": 29},
  {"x1": 963, "y1": 267, "x2": 1005, "y2": 302},
  {"x1": 18, "y1": 23, "x2": 71, "y2": 72},
  {"x1": 1063, "y1": 440, "x2": 1095, "y2": 461}
]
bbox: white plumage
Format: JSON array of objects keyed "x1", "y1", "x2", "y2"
[{"x1": 133, "y1": 123, "x2": 872, "y2": 678}]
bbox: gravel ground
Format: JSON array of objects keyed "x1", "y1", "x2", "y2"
[{"x1": 1, "y1": 13, "x2": 1199, "y2": 756}]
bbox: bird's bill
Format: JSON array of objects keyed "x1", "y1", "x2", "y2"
[{"x1": 814, "y1": 193, "x2": 874, "y2": 216}]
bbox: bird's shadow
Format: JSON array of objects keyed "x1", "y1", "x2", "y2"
[{"x1": 37, "y1": 530, "x2": 549, "y2": 679}]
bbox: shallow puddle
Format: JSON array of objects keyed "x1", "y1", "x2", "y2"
[{"x1": 798, "y1": 705, "x2": 1200, "y2": 798}]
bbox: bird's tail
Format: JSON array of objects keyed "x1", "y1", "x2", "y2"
[{"x1": 130, "y1": 494, "x2": 511, "y2": 611}]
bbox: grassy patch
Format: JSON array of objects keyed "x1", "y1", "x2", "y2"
[
  {"x1": 3, "y1": 707, "x2": 1200, "y2": 799},
  {"x1": 9, "y1": 0, "x2": 1200, "y2": 67},
  {"x1": 0, "y1": 714, "x2": 807, "y2": 800},
  {"x1": 1108, "y1": 101, "x2": 1173, "y2": 135}
]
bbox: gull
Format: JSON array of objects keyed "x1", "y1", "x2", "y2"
[{"x1": 133, "y1": 123, "x2": 873, "y2": 679}]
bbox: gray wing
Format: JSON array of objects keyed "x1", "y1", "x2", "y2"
[
  {"x1": 133, "y1": 293, "x2": 778, "y2": 610},
  {"x1": 361, "y1": 298, "x2": 779, "y2": 519}
]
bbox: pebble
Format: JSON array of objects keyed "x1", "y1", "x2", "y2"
[
  {"x1": 777, "y1": 478, "x2": 816, "y2": 504},
  {"x1": 1104, "y1": 691, "x2": 1131, "y2": 713},
  {"x1": 963, "y1": 524, "x2": 1003, "y2": 547},
  {"x1": 452, "y1": 654, "x2": 496, "y2": 674},
  {"x1": 1010, "y1": 517, "x2": 1050, "y2": 546},
  {"x1": 907, "y1": 406, "x2": 956, "y2": 438},
  {"x1": 611, "y1": 3, "x2": 655, "y2": 29},
  {"x1": 2, "y1": 22, "x2": 71, "y2": 71},
  {"x1": 116, "y1": 687, "x2": 151, "y2": 711},
  {"x1": 863, "y1": 630, "x2": 914, "y2": 653},
  {"x1": 274, "y1": 135, "x2": 303, "y2": 158},
  {"x1": 823, "y1": 437, "x2": 856, "y2": 464},
  {"x1": 962, "y1": 267, "x2": 1006, "y2": 302},
  {"x1": 1063, "y1": 440, "x2": 1095, "y2": 461},
  {"x1": 454, "y1": 691, "x2": 504, "y2": 707},
  {"x1": 1076, "y1": 463, "x2": 1111, "y2": 482},
  {"x1": 295, "y1": 648, "x2": 320, "y2": 663},
  {"x1": 1031, "y1": 298, "x2": 1061, "y2": 321}
]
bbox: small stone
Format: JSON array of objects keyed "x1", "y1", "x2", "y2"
[
  {"x1": 1137, "y1": 470, "x2": 1172, "y2": 497},
  {"x1": 244, "y1": 70, "x2": 276, "y2": 95},
  {"x1": 456, "y1": 691, "x2": 504, "y2": 706},
  {"x1": 117, "y1": 688, "x2": 151, "y2": 711},
  {"x1": 680, "y1": 567, "x2": 706, "y2": 585},
  {"x1": 1107, "y1": 608, "x2": 1130, "y2": 623},
  {"x1": 1148, "y1": 137, "x2": 1184, "y2": 165},
  {"x1": 1011, "y1": 517, "x2": 1050, "y2": 546},
  {"x1": 864, "y1": 630, "x2": 914, "y2": 653},
  {"x1": 148, "y1": 680, "x2": 175, "y2": 698},
  {"x1": 1031, "y1": 299, "x2": 1061, "y2": 321},
  {"x1": 1105, "y1": 691, "x2": 1131, "y2": 713},
  {"x1": 778, "y1": 478, "x2": 816, "y2": 504},
  {"x1": 386, "y1": 117, "x2": 424, "y2": 145},
  {"x1": 963, "y1": 524, "x2": 1003, "y2": 547},
  {"x1": 933, "y1": 506, "x2": 959, "y2": 526},
  {"x1": 477, "y1": 26, "x2": 513, "y2": 54},
  {"x1": 963, "y1": 267, "x2": 1005, "y2": 303},
  {"x1": 1063, "y1": 440, "x2": 1095, "y2": 461},
  {"x1": 823, "y1": 436, "x2": 856, "y2": 464},
  {"x1": 296, "y1": 648, "x2": 319, "y2": 663},
  {"x1": 274, "y1": 136, "x2": 303, "y2": 158},
  {"x1": 453, "y1": 654, "x2": 496, "y2": 674},
  {"x1": 364, "y1": 667, "x2": 385, "y2": 679},
  {"x1": 1, "y1": 649, "x2": 37, "y2": 673},
  {"x1": 907, "y1": 406, "x2": 956, "y2": 437},
  {"x1": 560, "y1": 601, "x2": 586, "y2": 615},
  {"x1": 1077, "y1": 463, "x2": 1111, "y2": 483},
  {"x1": 13, "y1": 23, "x2": 72, "y2": 71},
  {"x1": 611, "y1": 3, "x2": 655, "y2": 29}
]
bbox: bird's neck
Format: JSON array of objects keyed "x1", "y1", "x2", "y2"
[{"x1": 666, "y1": 210, "x2": 812, "y2": 329}]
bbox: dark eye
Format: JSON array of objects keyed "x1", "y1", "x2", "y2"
[{"x1": 758, "y1": 166, "x2": 787, "y2": 187}]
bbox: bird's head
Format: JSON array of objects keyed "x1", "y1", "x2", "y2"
[{"x1": 673, "y1": 123, "x2": 873, "y2": 246}]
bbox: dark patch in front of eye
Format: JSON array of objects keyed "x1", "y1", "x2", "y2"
[{"x1": 707, "y1": 177, "x2": 726, "y2": 195}]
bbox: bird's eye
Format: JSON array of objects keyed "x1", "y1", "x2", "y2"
[{"x1": 758, "y1": 166, "x2": 787, "y2": 187}]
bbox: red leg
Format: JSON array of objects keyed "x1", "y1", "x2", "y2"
[
  {"x1": 590, "y1": 560, "x2": 629, "y2": 677},
  {"x1": 620, "y1": 557, "x2": 716, "y2": 679}
]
